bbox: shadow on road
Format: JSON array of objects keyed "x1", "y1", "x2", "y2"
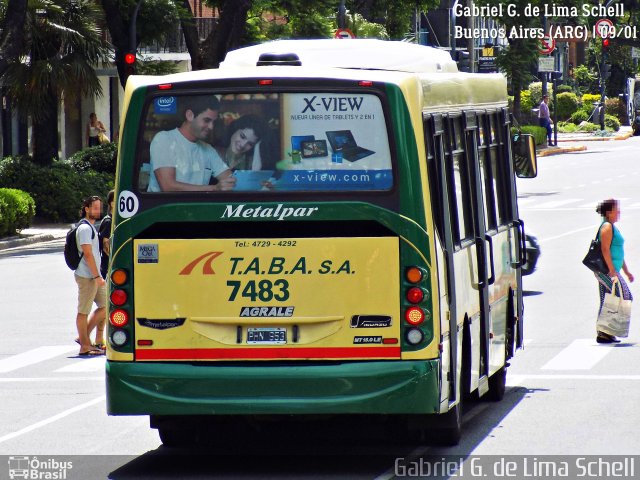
[{"x1": 106, "y1": 386, "x2": 537, "y2": 479}]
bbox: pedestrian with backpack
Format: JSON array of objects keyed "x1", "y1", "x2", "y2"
[{"x1": 72, "y1": 196, "x2": 106, "y2": 356}]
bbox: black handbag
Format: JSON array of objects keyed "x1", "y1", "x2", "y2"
[{"x1": 582, "y1": 226, "x2": 608, "y2": 274}]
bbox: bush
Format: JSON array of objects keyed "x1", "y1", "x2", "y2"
[
  {"x1": 556, "y1": 84, "x2": 573, "y2": 94},
  {"x1": 0, "y1": 156, "x2": 114, "y2": 222},
  {"x1": 557, "y1": 121, "x2": 578, "y2": 133},
  {"x1": 0, "y1": 188, "x2": 36, "y2": 236},
  {"x1": 581, "y1": 93, "x2": 601, "y2": 111},
  {"x1": 605, "y1": 97, "x2": 627, "y2": 125},
  {"x1": 66, "y1": 142, "x2": 117, "y2": 174},
  {"x1": 604, "y1": 114, "x2": 621, "y2": 132},
  {"x1": 576, "y1": 122, "x2": 600, "y2": 132},
  {"x1": 527, "y1": 82, "x2": 553, "y2": 108},
  {"x1": 570, "y1": 109, "x2": 591, "y2": 124},
  {"x1": 513, "y1": 125, "x2": 548, "y2": 145},
  {"x1": 520, "y1": 90, "x2": 534, "y2": 113},
  {"x1": 556, "y1": 92, "x2": 579, "y2": 121}
]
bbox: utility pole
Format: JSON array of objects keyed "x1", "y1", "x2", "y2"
[{"x1": 338, "y1": 0, "x2": 346, "y2": 29}]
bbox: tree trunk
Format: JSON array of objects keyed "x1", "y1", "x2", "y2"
[
  {"x1": 32, "y1": 86, "x2": 59, "y2": 165},
  {"x1": 0, "y1": 0, "x2": 28, "y2": 76},
  {"x1": 179, "y1": 0, "x2": 204, "y2": 71},
  {"x1": 99, "y1": 0, "x2": 132, "y2": 88},
  {"x1": 200, "y1": 0, "x2": 252, "y2": 69}
]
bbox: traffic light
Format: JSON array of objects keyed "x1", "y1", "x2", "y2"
[
  {"x1": 123, "y1": 52, "x2": 136, "y2": 80},
  {"x1": 602, "y1": 63, "x2": 612, "y2": 80}
]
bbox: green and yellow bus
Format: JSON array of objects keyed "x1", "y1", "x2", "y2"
[{"x1": 106, "y1": 39, "x2": 536, "y2": 446}]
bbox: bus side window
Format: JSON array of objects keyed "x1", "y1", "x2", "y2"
[
  {"x1": 444, "y1": 116, "x2": 473, "y2": 245},
  {"x1": 488, "y1": 112, "x2": 510, "y2": 225},
  {"x1": 477, "y1": 113, "x2": 498, "y2": 230}
]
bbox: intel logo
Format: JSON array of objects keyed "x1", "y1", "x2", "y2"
[{"x1": 157, "y1": 96, "x2": 175, "y2": 106}]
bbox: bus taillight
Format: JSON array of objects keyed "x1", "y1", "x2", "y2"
[
  {"x1": 406, "y1": 287, "x2": 424, "y2": 304},
  {"x1": 110, "y1": 309, "x2": 129, "y2": 327},
  {"x1": 405, "y1": 266, "x2": 424, "y2": 283},
  {"x1": 405, "y1": 306, "x2": 425, "y2": 325},
  {"x1": 110, "y1": 289, "x2": 127, "y2": 306},
  {"x1": 111, "y1": 329, "x2": 129, "y2": 347},
  {"x1": 405, "y1": 328, "x2": 424, "y2": 345},
  {"x1": 111, "y1": 269, "x2": 128, "y2": 286}
]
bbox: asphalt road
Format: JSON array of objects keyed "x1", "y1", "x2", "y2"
[{"x1": 1, "y1": 137, "x2": 640, "y2": 478}]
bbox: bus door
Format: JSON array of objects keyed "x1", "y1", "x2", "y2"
[{"x1": 461, "y1": 112, "x2": 494, "y2": 395}]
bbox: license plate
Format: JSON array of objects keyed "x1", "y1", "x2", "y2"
[{"x1": 246, "y1": 327, "x2": 287, "y2": 345}]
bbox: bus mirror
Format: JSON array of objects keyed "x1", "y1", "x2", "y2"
[{"x1": 512, "y1": 133, "x2": 537, "y2": 178}]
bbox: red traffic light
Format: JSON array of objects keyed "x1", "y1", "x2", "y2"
[
  {"x1": 124, "y1": 53, "x2": 136, "y2": 64},
  {"x1": 602, "y1": 38, "x2": 610, "y2": 48}
]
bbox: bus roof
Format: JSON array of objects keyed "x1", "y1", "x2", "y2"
[{"x1": 220, "y1": 39, "x2": 458, "y2": 74}]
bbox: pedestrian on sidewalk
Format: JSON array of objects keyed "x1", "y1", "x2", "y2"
[
  {"x1": 538, "y1": 94, "x2": 554, "y2": 146},
  {"x1": 74, "y1": 196, "x2": 107, "y2": 356},
  {"x1": 86, "y1": 113, "x2": 107, "y2": 147},
  {"x1": 594, "y1": 198, "x2": 634, "y2": 344},
  {"x1": 98, "y1": 190, "x2": 114, "y2": 279}
]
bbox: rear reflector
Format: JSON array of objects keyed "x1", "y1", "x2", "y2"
[{"x1": 137, "y1": 339, "x2": 153, "y2": 346}]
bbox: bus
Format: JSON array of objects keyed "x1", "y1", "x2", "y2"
[{"x1": 106, "y1": 39, "x2": 536, "y2": 446}]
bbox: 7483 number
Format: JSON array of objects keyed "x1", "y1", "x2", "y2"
[{"x1": 227, "y1": 279, "x2": 290, "y2": 302}]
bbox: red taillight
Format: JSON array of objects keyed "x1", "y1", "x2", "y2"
[
  {"x1": 258, "y1": 79, "x2": 273, "y2": 85},
  {"x1": 406, "y1": 287, "x2": 424, "y2": 304},
  {"x1": 137, "y1": 339, "x2": 153, "y2": 346},
  {"x1": 358, "y1": 81, "x2": 373, "y2": 87},
  {"x1": 110, "y1": 309, "x2": 129, "y2": 327},
  {"x1": 110, "y1": 289, "x2": 127, "y2": 306},
  {"x1": 158, "y1": 83, "x2": 173, "y2": 90},
  {"x1": 405, "y1": 307, "x2": 425, "y2": 325},
  {"x1": 382, "y1": 338, "x2": 398, "y2": 344}
]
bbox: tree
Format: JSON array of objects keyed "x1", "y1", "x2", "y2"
[
  {"x1": 0, "y1": 0, "x2": 28, "y2": 77},
  {"x1": 99, "y1": 0, "x2": 181, "y2": 87},
  {"x1": 1, "y1": 0, "x2": 110, "y2": 165},
  {"x1": 348, "y1": 0, "x2": 439, "y2": 39}
]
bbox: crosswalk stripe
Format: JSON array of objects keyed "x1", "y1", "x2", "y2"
[
  {"x1": 0, "y1": 346, "x2": 77, "y2": 373},
  {"x1": 55, "y1": 356, "x2": 106, "y2": 373},
  {"x1": 540, "y1": 339, "x2": 613, "y2": 371},
  {"x1": 531, "y1": 199, "x2": 582, "y2": 209}
]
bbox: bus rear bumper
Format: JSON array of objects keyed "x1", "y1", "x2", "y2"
[{"x1": 106, "y1": 359, "x2": 440, "y2": 415}]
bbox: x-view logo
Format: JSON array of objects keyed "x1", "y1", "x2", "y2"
[{"x1": 179, "y1": 251, "x2": 223, "y2": 275}]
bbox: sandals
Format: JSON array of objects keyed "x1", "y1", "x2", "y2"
[
  {"x1": 78, "y1": 349, "x2": 104, "y2": 356},
  {"x1": 75, "y1": 338, "x2": 106, "y2": 350}
]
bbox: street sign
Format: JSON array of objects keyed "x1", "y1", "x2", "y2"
[
  {"x1": 335, "y1": 28, "x2": 355, "y2": 39},
  {"x1": 538, "y1": 56, "x2": 555, "y2": 72},
  {"x1": 539, "y1": 35, "x2": 556, "y2": 55},
  {"x1": 595, "y1": 18, "x2": 614, "y2": 38}
]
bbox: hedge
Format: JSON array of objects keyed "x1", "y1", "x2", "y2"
[
  {"x1": 511, "y1": 125, "x2": 547, "y2": 145},
  {"x1": 0, "y1": 188, "x2": 36, "y2": 237},
  {"x1": 0, "y1": 156, "x2": 114, "y2": 222}
]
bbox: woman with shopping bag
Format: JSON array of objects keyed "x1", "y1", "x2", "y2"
[{"x1": 594, "y1": 199, "x2": 634, "y2": 343}]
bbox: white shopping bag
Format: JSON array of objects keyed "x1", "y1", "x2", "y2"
[{"x1": 597, "y1": 281, "x2": 632, "y2": 338}]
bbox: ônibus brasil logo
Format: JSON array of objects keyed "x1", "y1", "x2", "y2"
[{"x1": 179, "y1": 251, "x2": 223, "y2": 275}]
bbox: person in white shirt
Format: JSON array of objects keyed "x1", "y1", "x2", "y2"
[
  {"x1": 538, "y1": 94, "x2": 554, "y2": 146},
  {"x1": 148, "y1": 96, "x2": 236, "y2": 192}
]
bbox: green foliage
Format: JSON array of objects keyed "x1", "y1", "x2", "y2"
[
  {"x1": 556, "y1": 92, "x2": 579, "y2": 121},
  {"x1": 604, "y1": 114, "x2": 621, "y2": 132},
  {"x1": 573, "y1": 65, "x2": 598, "y2": 94},
  {"x1": 0, "y1": 188, "x2": 36, "y2": 237},
  {"x1": 578, "y1": 122, "x2": 600, "y2": 133},
  {"x1": 65, "y1": 143, "x2": 117, "y2": 174},
  {"x1": 520, "y1": 90, "x2": 533, "y2": 113},
  {"x1": 556, "y1": 84, "x2": 573, "y2": 94},
  {"x1": 581, "y1": 94, "x2": 601, "y2": 111},
  {"x1": 517, "y1": 125, "x2": 547, "y2": 145},
  {"x1": 136, "y1": 59, "x2": 180, "y2": 76},
  {"x1": 0, "y1": 157, "x2": 114, "y2": 222},
  {"x1": 557, "y1": 121, "x2": 578, "y2": 133},
  {"x1": 345, "y1": 12, "x2": 388, "y2": 39},
  {"x1": 570, "y1": 109, "x2": 591, "y2": 124},
  {"x1": 605, "y1": 97, "x2": 626, "y2": 125}
]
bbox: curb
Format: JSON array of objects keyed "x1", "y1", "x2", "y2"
[
  {"x1": 557, "y1": 131, "x2": 633, "y2": 143},
  {"x1": 0, "y1": 233, "x2": 60, "y2": 251},
  {"x1": 537, "y1": 145, "x2": 587, "y2": 157}
]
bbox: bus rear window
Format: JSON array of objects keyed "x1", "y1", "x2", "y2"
[{"x1": 137, "y1": 92, "x2": 392, "y2": 193}]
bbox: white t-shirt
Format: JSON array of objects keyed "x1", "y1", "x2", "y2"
[
  {"x1": 147, "y1": 128, "x2": 228, "y2": 192},
  {"x1": 75, "y1": 221, "x2": 100, "y2": 278}
]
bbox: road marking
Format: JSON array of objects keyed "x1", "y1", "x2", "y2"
[
  {"x1": 536, "y1": 224, "x2": 599, "y2": 244},
  {"x1": 532, "y1": 198, "x2": 582, "y2": 209},
  {"x1": 540, "y1": 339, "x2": 613, "y2": 370},
  {"x1": 55, "y1": 356, "x2": 106, "y2": 373},
  {"x1": 0, "y1": 377, "x2": 103, "y2": 382},
  {"x1": 508, "y1": 374, "x2": 640, "y2": 387},
  {"x1": 0, "y1": 395, "x2": 105, "y2": 445},
  {"x1": 0, "y1": 346, "x2": 77, "y2": 373}
]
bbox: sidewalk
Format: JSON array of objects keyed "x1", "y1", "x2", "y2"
[
  {"x1": 0, "y1": 220, "x2": 71, "y2": 251},
  {"x1": 537, "y1": 125, "x2": 634, "y2": 157}
]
